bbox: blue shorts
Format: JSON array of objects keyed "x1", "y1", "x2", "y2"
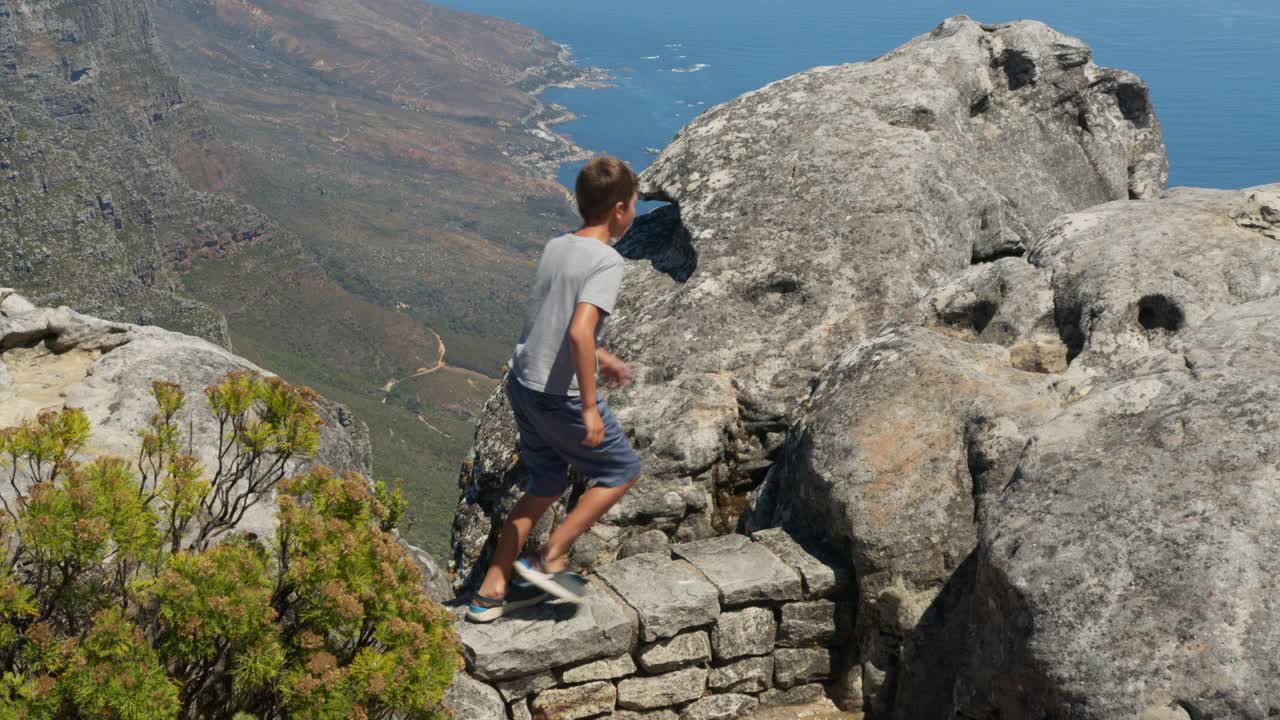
[{"x1": 506, "y1": 375, "x2": 643, "y2": 497}]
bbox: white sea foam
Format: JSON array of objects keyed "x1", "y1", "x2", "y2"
[{"x1": 672, "y1": 63, "x2": 709, "y2": 74}]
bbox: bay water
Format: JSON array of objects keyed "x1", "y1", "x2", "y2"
[{"x1": 432, "y1": 0, "x2": 1278, "y2": 192}]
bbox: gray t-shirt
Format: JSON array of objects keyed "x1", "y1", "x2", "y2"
[{"x1": 511, "y1": 233, "x2": 625, "y2": 396}]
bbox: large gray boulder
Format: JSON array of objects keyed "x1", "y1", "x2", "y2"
[
  {"x1": 450, "y1": 15, "x2": 1167, "y2": 587},
  {"x1": 0, "y1": 291, "x2": 371, "y2": 537},
  {"x1": 746, "y1": 321, "x2": 1060, "y2": 716},
  {"x1": 765, "y1": 182, "x2": 1280, "y2": 717},
  {"x1": 960, "y1": 295, "x2": 1280, "y2": 719}
]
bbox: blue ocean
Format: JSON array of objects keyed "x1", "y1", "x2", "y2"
[{"x1": 433, "y1": 0, "x2": 1277, "y2": 193}]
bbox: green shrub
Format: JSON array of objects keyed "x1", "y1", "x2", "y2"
[{"x1": 0, "y1": 371, "x2": 459, "y2": 719}]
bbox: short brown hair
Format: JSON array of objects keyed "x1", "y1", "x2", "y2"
[{"x1": 575, "y1": 155, "x2": 639, "y2": 224}]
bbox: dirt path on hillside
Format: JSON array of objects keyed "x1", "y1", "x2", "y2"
[{"x1": 382, "y1": 330, "x2": 447, "y2": 394}]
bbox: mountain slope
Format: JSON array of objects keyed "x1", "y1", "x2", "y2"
[
  {"x1": 0, "y1": 0, "x2": 277, "y2": 344},
  {"x1": 152, "y1": 0, "x2": 585, "y2": 375}
]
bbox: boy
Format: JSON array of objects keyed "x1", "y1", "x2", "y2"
[{"x1": 467, "y1": 155, "x2": 643, "y2": 623}]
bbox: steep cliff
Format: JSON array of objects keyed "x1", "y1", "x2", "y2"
[{"x1": 0, "y1": 0, "x2": 283, "y2": 344}]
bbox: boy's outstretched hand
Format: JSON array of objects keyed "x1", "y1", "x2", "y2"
[
  {"x1": 597, "y1": 349, "x2": 633, "y2": 389},
  {"x1": 581, "y1": 407, "x2": 605, "y2": 447}
]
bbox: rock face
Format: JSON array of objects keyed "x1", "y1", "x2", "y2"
[
  {"x1": 1029, "y1": 187, "x2": 1280, "y2": 371},
  {"x1": 0, "y1": 0, "x2": 285, "y2": 345},
  {"x1": 450, "y1": 13, "x2": 1280, "y2": 720},
  {"x1": 745, "y1": 321, "x2": 1060, "y2": 716},
  {"x1": 750, "y1": 179, "x2": 1280, "y2": 716},
  {"x1": 452, "y1": 15, "x2": 1167, "y2": 589},
  {"x1": 0, "y1": 291, "x2": 370, "y2": 537}
]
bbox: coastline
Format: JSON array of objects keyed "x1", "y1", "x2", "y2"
[{"x1": 510, "y1": 42, "x2": 611, "y2": 197}]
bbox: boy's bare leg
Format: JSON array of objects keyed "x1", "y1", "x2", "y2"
[
  {"x1": 477, "y1": 492, "x2": 560, "y2": 598},
  {"x1": 540, "y1": 476, "x2": 638, "y2": 572}
]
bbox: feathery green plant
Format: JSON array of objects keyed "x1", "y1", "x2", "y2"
[{"x1": 0, "y1": 371, "x2": 458, "y2": 719}]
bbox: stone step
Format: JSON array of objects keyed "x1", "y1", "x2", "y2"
[
  {"x1": 672, "y1": 534, "x2": 803, "y2": 607},
  {"x1": 595, "y1": 552, "x2": 721, "y2": 641},
  {"x1": 457, "y1": 585, "x2": 634, "y2": 682}
]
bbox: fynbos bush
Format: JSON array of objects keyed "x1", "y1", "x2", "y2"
[{"x1": 0, "y1": 372, "x2": 459, "y2": 719}]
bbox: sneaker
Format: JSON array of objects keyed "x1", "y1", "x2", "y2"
[
  {"x1": 465, "y1": 580, "x2": 550, "y2": 623},
  {"x1": 513, "y1": 556, "x2": 589, "y2": 602}
]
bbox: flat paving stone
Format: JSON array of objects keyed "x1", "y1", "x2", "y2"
[
  {"x1": 758, "y1": 683, "x2": 827, "y2": 706},
  {"x1": 596, "y1": 552, "x2": 720, "y2": 641},
  {"x1": 672, "y1": 534, "x2": 802, "y2": 607},
  {"x1": 610, "y1": 711, "x2": 679, "y2": 720},
  {"x1": 708, "y1": 656, "x2": 773, "y2": 693},
  {"x1": 458, "y1": 587, "x2": 634, "y2": 681},
  {"x1": 495, "y1": 670, "x2": 556, "y2": 701},
  {"x1": 751, "y1": 529, "x2": 852, "y2": 599},
  {"x1": 774, "y1": 649, "x2": 831, "y2": 689},
  {"x1": 711, "y1": 607, "x2": 775, "y2": 660}
]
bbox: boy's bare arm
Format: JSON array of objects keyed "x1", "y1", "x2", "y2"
[{"x1": 568, "y1": 302, "x2": 605, "y2": 446}]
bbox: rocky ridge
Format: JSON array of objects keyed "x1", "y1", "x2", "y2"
[
  {"x1": 0, "y1": 0, "x2": 288, "y2": 345},
  {"x1": 452, "y1": 16, "x2": 1280, "y2": 720},
  {"x1": 0, "y1": 288, "x2": 368, "y2": 535}
]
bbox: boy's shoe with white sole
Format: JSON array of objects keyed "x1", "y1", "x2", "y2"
[
  {"x1": 513, "y1": 556, "x2": 588, "y2": 602},
  {"x1": 465, "y1": 580, "x2": 550, "y2": 623}
]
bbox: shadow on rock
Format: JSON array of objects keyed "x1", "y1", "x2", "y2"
[{"x1": 615, "y1": 203, "x2": 698, "y2": 283}]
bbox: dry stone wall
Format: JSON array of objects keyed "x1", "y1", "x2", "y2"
[{"x1": 451, "y1": 529, "x2": 853, "y2": 720}]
